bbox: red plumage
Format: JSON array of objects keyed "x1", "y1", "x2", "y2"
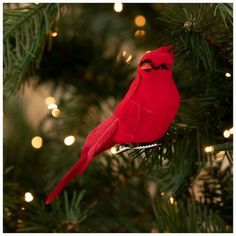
[{"x1": 45, "y1": 45, "x2": 180, "y2": 204}]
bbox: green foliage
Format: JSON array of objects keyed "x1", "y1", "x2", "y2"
[
  {"x1": 151, "y1": 196, "x2": 232, "y2": 233},
  {"x1": 79, "y1": 152, "x2": 153, "y2": 232},
  {"x1": 158, "y1": 3, "x2": 232, "y2": 71},
  {"x1": 214, "y1": 3, "x2": 233, "y2": 29},
  {"x1": 3, "y1": 3, "x2": 59, "y2": 95},
  {"x1": 38, "y1": 4, "x2": 135, "y2": 101},
  {"x1": 4, "y1": 190, "x2": 91, "y2": 233},
  {"x1": 147, "y1": 133, "x2": 198, "y2": 198}
]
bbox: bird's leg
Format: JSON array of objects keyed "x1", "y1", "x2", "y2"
[
  {"x1": 111, "y1": 142, "x2": 161, "y2": 154},
  {"x1": 112, "y1": 144, "x2": 131, "y2": 154}
]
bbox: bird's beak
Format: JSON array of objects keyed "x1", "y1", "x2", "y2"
[{"x1": 141, "y1": 62, "x2": 152, "y2": 71}]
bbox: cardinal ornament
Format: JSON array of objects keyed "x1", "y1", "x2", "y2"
[{"x1": 46, "y1": 45, "x2": 180, "y2": 204}]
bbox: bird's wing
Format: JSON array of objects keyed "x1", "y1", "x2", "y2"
[
  {"x1": 121, "y1": 72, "x2": 141, "y2": 101},
  {"x1": 114, "y1": 71, "x2": 142, "y2": 136},
  {"x1": 116, "y1": 99, "x2": 141, "y2": 135}
]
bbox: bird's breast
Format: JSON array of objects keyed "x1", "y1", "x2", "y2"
[{"x1": 131, "y1": 79, "x2": 179, "y2": 111}]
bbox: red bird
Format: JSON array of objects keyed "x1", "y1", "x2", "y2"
[{"x1": 45, "y1": 45, "x2": 180, "y2": 204}]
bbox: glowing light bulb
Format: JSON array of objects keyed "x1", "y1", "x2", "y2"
[
  {"x1": 134, "y1": 30, "x2": 145, "y2": 37},
  {"x1": 121, "y1": 51, "x2": 133, "y2": 64},
  {"x1": 110, "y1": 146, "x2": 117, "y2": 155},
  {"x1": 229, "y1": 127, "x2": 233, "y2": 134},
  {"x1": 225, "y1": 72, "x2": 231, "y2": 78},
  {"x1": 51, "y1": 108, "x2": 61, "y2": 117},
  {"x1": 51, "y1": 31, "x2": 58, "y2": 37},
  {"x1": 169, "y1": 197, "x2": 175, "y2": 205},
  {"x1": 204, "y1": 146, "x2": 214, "y2": 153},
  {"x1": 48, "y1": 103, "x2": 58, "y2": 110},
  {"x1": 45, "y1": 96, "x2": 56, "y2": 106},
  {"x1": 122, "y1": 51, "x2": 127, "y2": 57},
  {"x1": 114, "y1": 2, "x2": 123, "y2": 12},
  {"x1": 223, "y1": 130, "x2": 230, "y2": 138},
  {"x1": 64, "y1": 135, "x2": 75, "y2": 146},
  {"x1": 31, "y1": 136, "x2": 43, "y2": 149},
  {"x1": 24, "y1": 192, "x2": 34, "y2": 202},
  {"x1": 134, "y1": 15, "x2": 146, "y2": 27},
  {"x1": 161, "y1": 192, "x2": 165, "y2": 196},
  {"x1": 126, "y1": 55, "x2": 132, "y2": 63}
]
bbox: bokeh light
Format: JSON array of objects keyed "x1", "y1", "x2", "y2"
[
  {"x1": 31, "y1": 136, "x2": 43, "y2": 149},
  {"x1": 64, "y1": 135, "x2": 76, "y2": 146},
  {"x1": 223, "y1": 130, "x2": 230, "y2": 138},
  {"x1": 45, "y1": 96, "x2": 56, "y2": 106},
  {"x1": 51, "y1": 108, "x2": 61, "y2": 117},
  {"x1": 48, "y1": 103, "x2": 58, "y2": 110},
  {"x1": 204, "y1": 146, "x2": 214, "y2": 153},
  {"x1": 51, "y1": 31, "x2": 58, "y2": 37},
  {"x1": 134, "y1": 29, "x2": 145, "y2": 37},
  {"x1": 114, "y1": 2, "x2": 123, "y2": 12},
  {"x1": 134, "y1": 15, "x2": 146, "y2": 27},
  {"x1": 24, "y1": 192, "x2": 34, "y2": 202}
]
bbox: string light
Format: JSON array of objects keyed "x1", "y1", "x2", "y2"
[
  {"x1": 225, "y1": 72, "x2": 231, "y2": 78},
  {"x1": 126, "y1": 55, "x2": 132, "y2": 63},
  {"x1": 223, "y1": 129, "x2": 231, "y2": 138},
  {"x1": 229, "y1": 127, "x2": 233, "y2": 134},
  {"x1": 24, "y1": 192, "x2": 34, "y2": 202},
  {"x1": 204, "y1": 146, "x2": 214, "y2": 153},
  {"x1": 51, "y1": 108, "x2": 61, "y2": 117},
  {"x1": 64, "y1": 135, "x2": 75, "y2": 146},
  {"x1": 114, "y1": 2, "x2": 123, "y2": 12},
  {"x1": 161, "y1": 192, "x2": 165, "y2": 196},
  {"x1": 51, "y1": 31, "x2": 58, "y2": 38},
  {"x1": 31, "y1": 136, "x2": 43, "y2": 149},
  {"x1": 134, "y1": 30, "x2": 145, "y2": 37},
  {"x1": 134, "y1": 15, "x2": 146, "y2": 27},
  {"x1": 169, "y1": 197, "x2": 175, "y2": 205},
  {"x1": 122, "y1": 51, "x2": 127, "y2": 57},
  {"x1": 45, "y1": 96, "x2": 56, "y2": 106},
  {"x1": 48, "y1": 103, "x2": 58, "y2": 110},
  {"x1": 121, "y1": 51, "x2": 132, "y2": 64},
  {"x1": 110, "y1": 146, "x2": 117, "y2": 155}
]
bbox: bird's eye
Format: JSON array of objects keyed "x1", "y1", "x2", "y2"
[
  {"x1": 157, "y1": 64, "x2": 168, "y2": 70},
  {"x1": 139, "y1": 61, "x2": 169, "y2": 71}
]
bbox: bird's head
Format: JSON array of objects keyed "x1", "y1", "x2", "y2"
[{"x1": 138, "y1": 45, "x2": 174, "y2": 80}]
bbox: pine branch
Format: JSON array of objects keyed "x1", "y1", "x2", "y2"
[
  {"x1": 157, "y1": 3, "x2": 232, "y2": 71},
  {"x1": 146, "y1": 133, "x2": 198, "y2": 198},
  {"x1": 14, "y1": 191, "x2": 93, "y2": 233},
  {"x1": 3, "y1": 3, "x2": 59, "y2": 96},
  {"x1": 214, "y1": 3, "x2": 232, "y2": 29},
  {"x1": 151, "y1": 195, "x2": 232, "y2": 233}
]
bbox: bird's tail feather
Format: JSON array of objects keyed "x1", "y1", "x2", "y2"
[{"x1": 45, "y1": 115, "x2": 118, "y2": 204}]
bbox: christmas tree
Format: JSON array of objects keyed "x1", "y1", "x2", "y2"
[{"x1": 3, "y1": 3, "x2": 233, "y2": 233}]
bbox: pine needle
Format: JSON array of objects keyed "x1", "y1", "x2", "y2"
[{"x1": 3, "y1": 3, "x2": 59, "y2": 96}]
